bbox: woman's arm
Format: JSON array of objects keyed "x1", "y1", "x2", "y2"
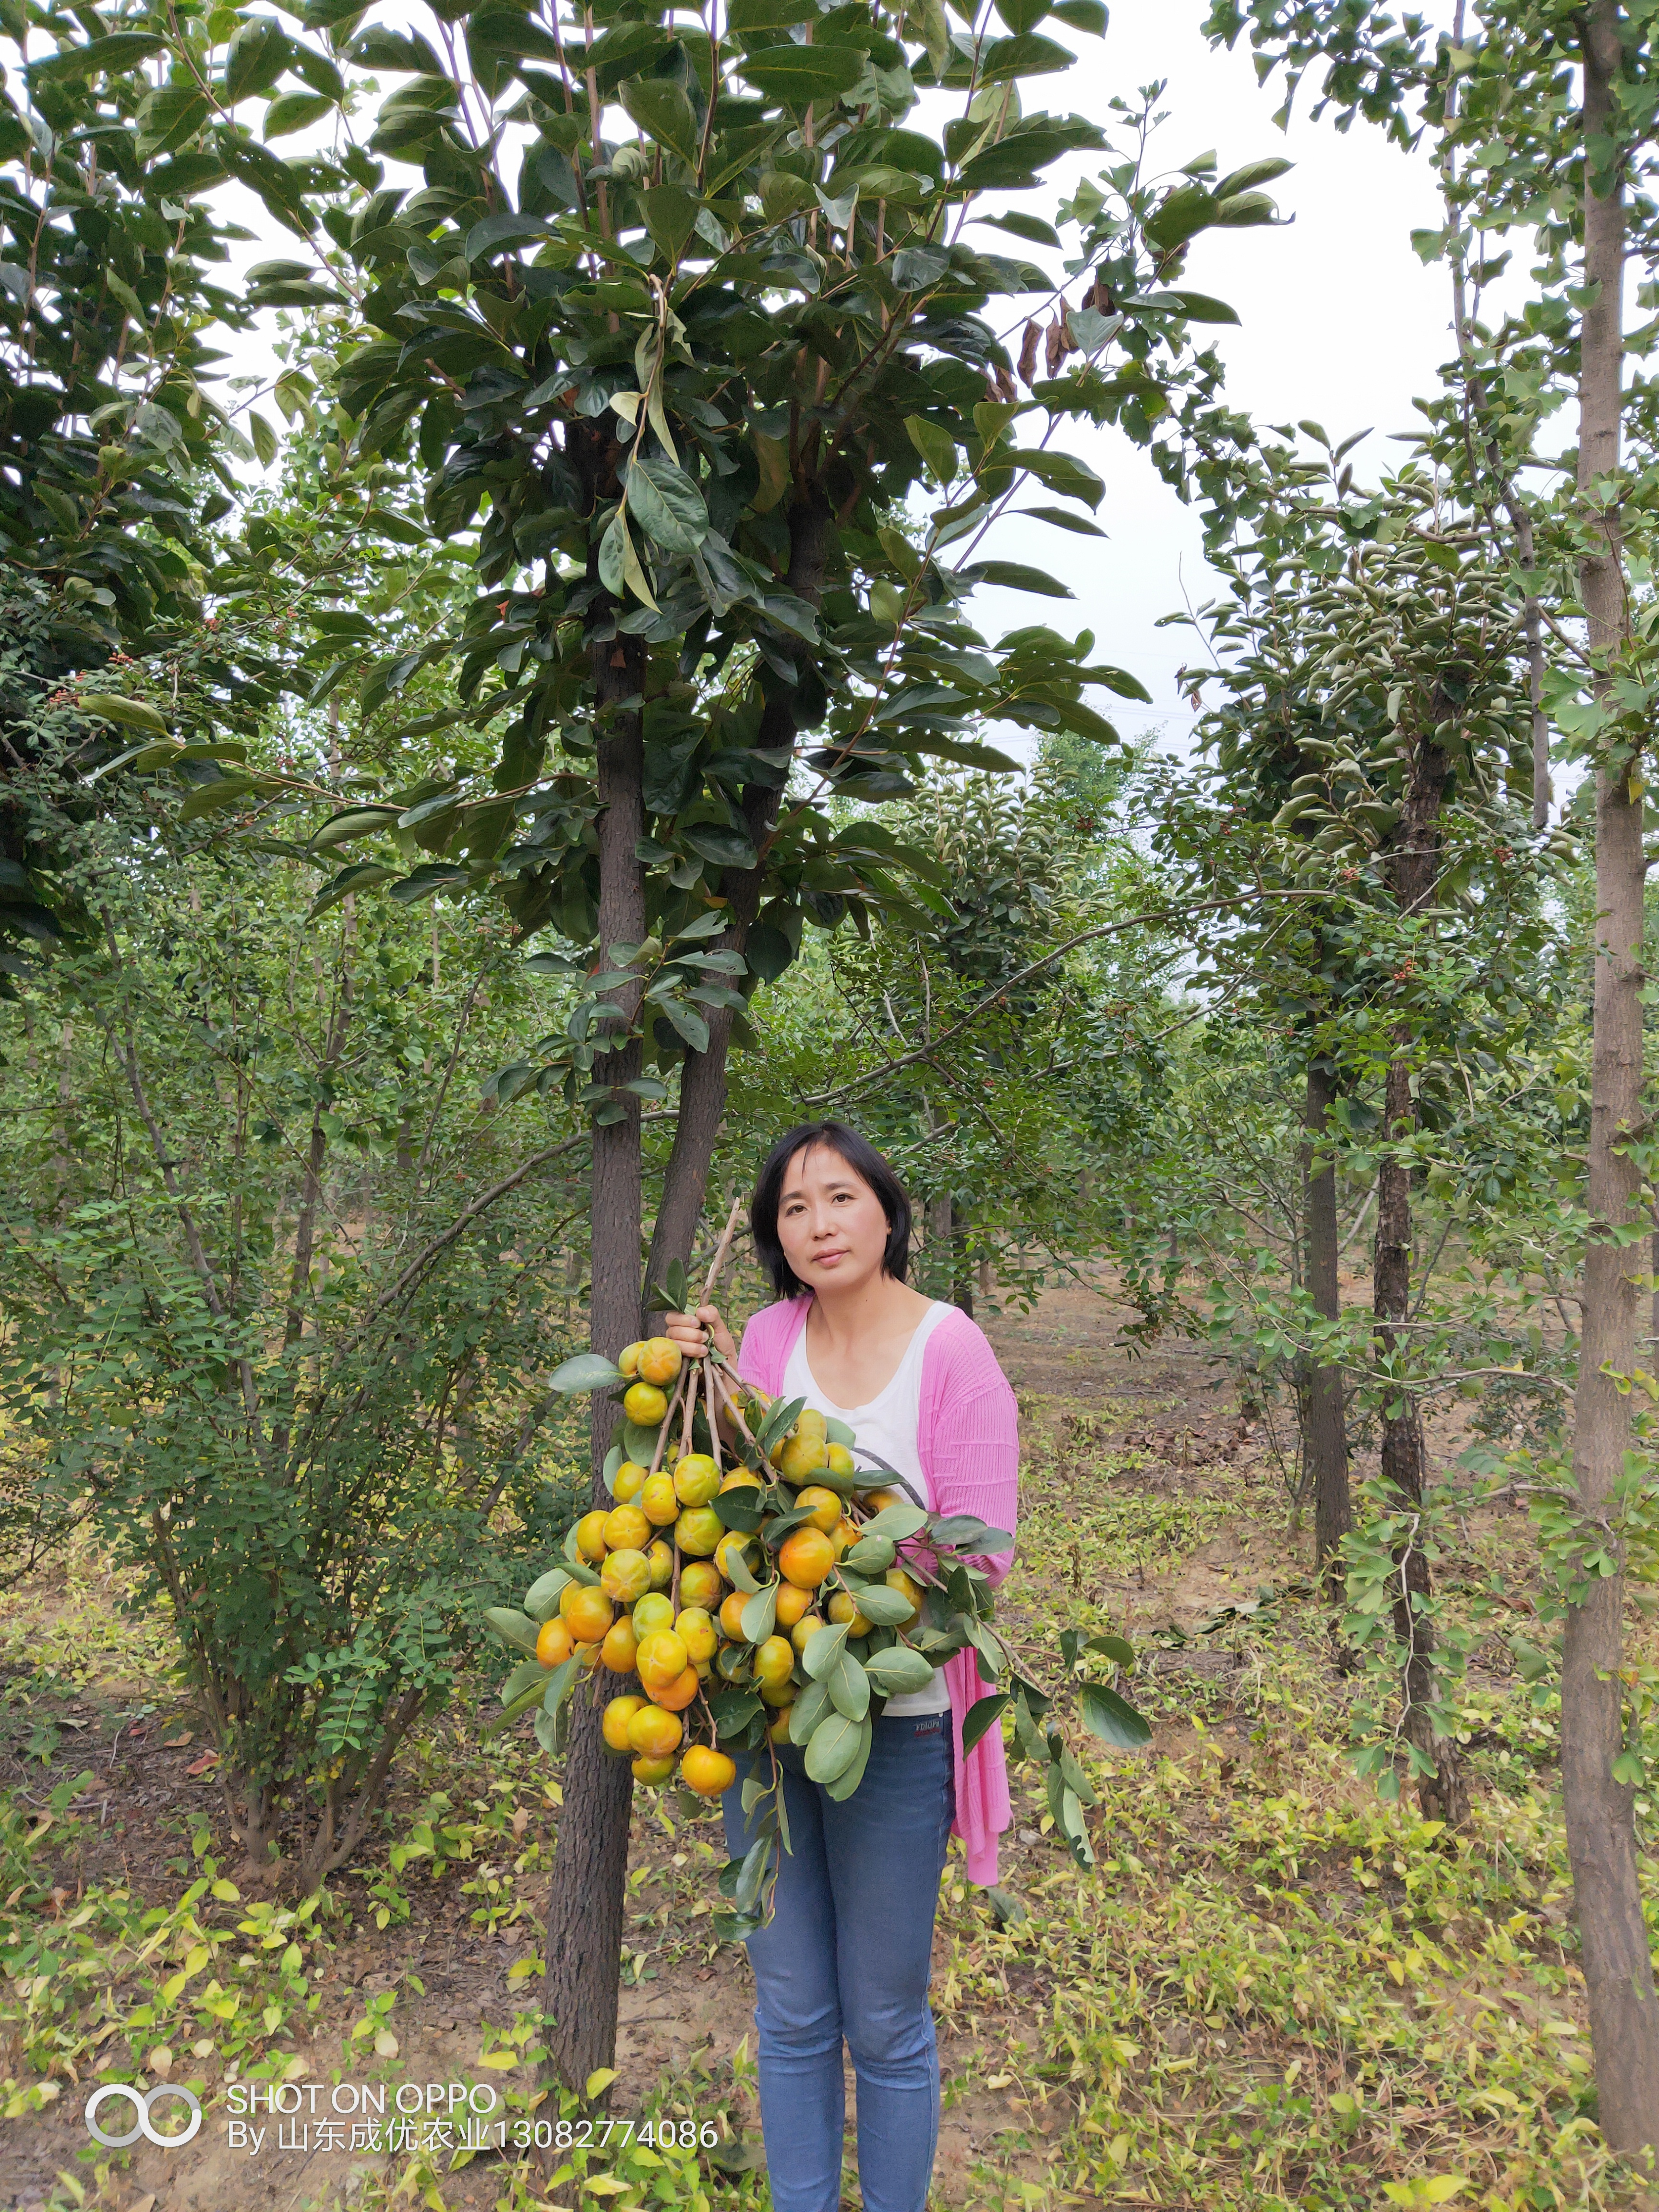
[{"x1": 925, "y1": 1376, "x2": 1019, "y2": 1587}]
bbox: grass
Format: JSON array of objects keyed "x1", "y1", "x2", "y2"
[{"x1": 0, "y1": 1383, "x2": 1656, "y2": 2210}]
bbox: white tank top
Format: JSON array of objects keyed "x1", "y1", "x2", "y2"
[{"x1": 781, "y1": 1301, "x2": 953, "y2": 1716}]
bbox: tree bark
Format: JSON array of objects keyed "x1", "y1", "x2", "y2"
[
  {"x1": 1563, "y1": 0, "x2": 1659, "y2": 2149},
  {"x1": 951, "y1": 1215, "x2": 974, "y2": 1318},
  {"x1": 1302, "y1": 1059, "x2": 1350, "y2": 1590},
  {"x1": 1373, "y1": 710, "x2": 1467, "y2": 1826},
  {"x1": 540, "y1": 623, "x2": 646, "y2": 2102},
  {"x1": 926, "y1": 1188, "x2": 952, "y2": 1301}
]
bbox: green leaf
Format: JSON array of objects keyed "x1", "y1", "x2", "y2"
[
  {"x1": 466, "y1": 211, "x2": 551, "y2": 263},
  {"x1": 739, "y1": 43, "x2": 866, "y2": 105},
  {"x1": 681, "y1": 822, "x2": 758, "y2": 869},
  {"x1": 1212, "y1": 189, "x2": 1281, "y2": 228},
  {"x1": 977, "y1": 210, "x2": 1061, "y2": 247},
  {"x1": 30, "y1": 32, "x2": 166, "y2": 80},
  {"x1": 740, "y1": 1583, "x2": 778, "y2": 1645},
  {"x1": 705, "y1": 120, "x2": 786, "y2": 195},
  {"x1": 905, "y1": 414, "x2": 957, "y2": 486},
  {"x1": 624, "y1": 1416, "x2": 664, "y2": 1462},
  {"x1": 1022, "y1": 504, "x2": 1106, "y2": 538},
  {"x1": 523, "y1": 1568, "x2": 572, "y2": 1621},
  {"x1": 551, "y1": 1352, "x2": 628, "y2": 1394},
  {"x1": 928, "y1": 1513, "x2": 1012, "y2": 1551},
  {"x1": 497, "y1": 1657, "x2": 547, "y2": 1707},
  {"x1": 804, "y1": 1709, "x2": 862, "y2": 1783},
  {"x1": 225, "y1": 17, "x2": 294, "y2": 103},
  {"x1": 788, "y1": 1676, "x2": 833, "y2": 1744},
  {"x1": 730, "y1": 0, "x2": 818, "y2": 26},
  {"x1": 288, "y1": 41, "x2": 347, "y2": 96},
  {"x1": 482, "y1": 1607, "x2": 541, "y2": 1656},
  {"x1": 841, "y1": 1533, "x2": 896, "y2": 1575},
  {"x1": 78, "y1": 694, "x2": 169, "y2": 735},
  {"x1": 264, "y1": 90, "x2": 334, "y2": 137},
  {"x1": 979, "y1": 32, "x2": 1074, "y2": 82},
  {"x1": 179, "y1": 777, "x2": 260, "y2": 823},
  {"x1": 966, "y1": 560, "x2": 1072, "y2": 598},
  {"x1": 1016, "y1": 448, "x2": 1104, "y2": 508},
  {"x1": 309, "y1": 806, "x2": 399, "y2": 851},
  {"x1": 309, "y1": 863, "x2": 393, "y2": 917},
  {"x1": 864, "y1": 1504, "x2": 928, "y2": 1542},
  {"x1": 1087, "y1": 1633, "x2": 1135, "y2": 1667},
  {"x1": 803, "y1": 1621, "x2": 850, "y2": 1680},
  {"x1": 628, "y1": 455, "x2": 709, "y2": 553},
  {"x1": 828, "y1": 1653, "x2": 870, "y2": 1721},
  {"x1": 655, "y1": 996, "x2": 711, "y2": 1052},
  {"x1": 1160, "y1": 289, "x2": 1240, "y2": 325},
  {"x1": 388, "y1": 862, "x2": 470, "y2": 904},
  {"x1": 823, "y1": 1716, "x2": 872, "y2": 1799},
  {"x1": 865, "y1": 1646, "x2": 935, "y2": 1696},
  {"x1": 642, "y1": 184, "x2": 700, "y2": 260},
  {"x1": 135, "y1": 81, "x2": 213, "y2": 155},
  {"x1": 541, "y1": 1653, "x2": 580, "y2": 1714},
  {"x1": 619, "y1": 75, "x2": 700, "y2": 168},
  {"x1": 1214, "y1": 155, "x2": 1293, "y2": 198},
  {"x1": 845, "y1": 1582, "x2": 918, "y2": 1626},
  {"x1": 1079, "y1": 1682, "x2": 1152, "y2": 1749}
]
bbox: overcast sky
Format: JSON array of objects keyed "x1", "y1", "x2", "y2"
[{"x1": 965, "y1": 5, "x2": 1454, "y2": 753}]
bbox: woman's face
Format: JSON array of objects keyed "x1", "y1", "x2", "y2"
[{"x1": 776, "y1": 1144, "x2": 891, "y2": 1295}]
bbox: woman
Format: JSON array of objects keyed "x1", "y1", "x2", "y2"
[{"x1": 664, "y1": 1120, "x2": 1018, "y2": 2212}]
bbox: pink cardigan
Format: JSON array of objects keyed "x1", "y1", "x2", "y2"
[{"x1": 736, "y1": 1294, "x2": 1017, "y2": 1886}]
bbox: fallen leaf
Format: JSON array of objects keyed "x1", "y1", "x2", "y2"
[{"x1": 185, "y1": 1751, "x2": 219, "y2": 1776}]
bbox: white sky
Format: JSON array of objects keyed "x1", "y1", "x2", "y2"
[{"x1": 966, "y1": 3, "x2": 1453, "y2": 752}]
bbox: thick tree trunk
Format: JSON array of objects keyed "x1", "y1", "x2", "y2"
[
  {"x1": 1373, "y1": 719, "x2": 1467, "y2": 1825},
  {"x1": 1563, "y1": 0, "x2": 1659, "y2": 2148},
  {"x1": 645, "y1": 490, "x2": 834, "y2": 1286},
  {"x1": 1302, "y1": 1060, "x2": 1350, "y2": 1590},
  {"x1": 540, "y1": 629, "x2": 646, "y2": 2102}
]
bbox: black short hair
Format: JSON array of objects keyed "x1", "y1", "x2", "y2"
[{"x1": 750, "y1": 1122, "x2": 912, "y2": 1298}]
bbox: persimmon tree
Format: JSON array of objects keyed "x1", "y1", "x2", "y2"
[{"x1": 49, "y1": 0, "x2": 1297, "y2": 2086}]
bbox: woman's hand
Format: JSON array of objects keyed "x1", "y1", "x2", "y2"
[{"x1": 663, "y1": 1304, "x2": 737, "y2": 1365}]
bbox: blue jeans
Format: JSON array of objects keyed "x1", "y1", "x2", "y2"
[{"x1": 721, "y1": 1714, "x2": 956, "y2": 2212}]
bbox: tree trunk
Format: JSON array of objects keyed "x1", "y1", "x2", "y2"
[
  {"x1": 926, "y1": 1188, "x2": 952, "y2": 1303},
  {"x1": 1563, "y1": 0, "x2": 1659, "y2": 2147},
  {"x1": 1302, "y1": 1060, "x2": 1350, "y2": 1591},
  {"x1": 951, "y1": 1217, "x2": 974, "y2": 1318},
  {"x1": 540, "y1": 626, "x2": 646, "y2": 2103},
  {"x1": 1373, "y1": 717, "x2": 1467, "y2": 1826}
]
